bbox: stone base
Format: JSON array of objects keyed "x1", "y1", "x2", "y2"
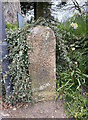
[{"x1": 32, "y1": 90, "x2": 56, "y2": 103}]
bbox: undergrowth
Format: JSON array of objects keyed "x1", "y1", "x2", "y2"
[{"x1": 56, "y1": 13, "x2": 88, "y2": 119}]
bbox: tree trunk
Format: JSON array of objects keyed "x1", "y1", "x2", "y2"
[{"x1": 34, "y1": 2, "x2": 44, "y2": 20}]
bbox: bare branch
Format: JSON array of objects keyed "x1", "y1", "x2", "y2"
[{"x1": 71, "y1": 0, "x2": 82, "y2": 13}]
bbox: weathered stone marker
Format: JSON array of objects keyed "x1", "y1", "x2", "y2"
[{"x1": 27, "y1": 25, "x2": 56, "y2": 102}]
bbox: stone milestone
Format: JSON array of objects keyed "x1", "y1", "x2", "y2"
[{"x1": 27, "y1": 25, "x2": 56, "y2": 102}]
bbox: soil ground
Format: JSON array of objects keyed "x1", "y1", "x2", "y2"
[{"x1": 0, "y1": 99, "x2": 66, "y2": 119}]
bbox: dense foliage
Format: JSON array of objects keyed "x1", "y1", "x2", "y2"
[
  {"x1": 56, "y1": 12, "x2": 88, "y2": 119},
  {"x1": 4, "y1": 26, "x2": 31, "y2": 105}
]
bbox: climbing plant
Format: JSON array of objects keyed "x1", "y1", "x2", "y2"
[{"x1": 4, "y1": 26, "x2": 31, "y2": 105}]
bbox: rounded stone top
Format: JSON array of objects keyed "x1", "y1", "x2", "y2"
[{"x1": 30, "y1": 25, "x2": 55, "y2": 36}]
